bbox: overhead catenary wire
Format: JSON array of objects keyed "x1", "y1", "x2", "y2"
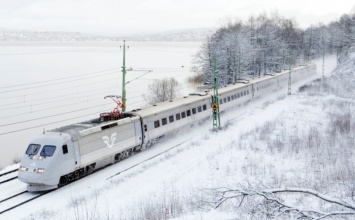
[
  {"x1": 0, "y1": 62, "x2": 195, "y2": 133},
  {"x1": 0, "y1": 76, "x2": 121, "y2": 107},
  {"x1": 0, "y1": 69, "x2": 163, "y2": 101},
  {"x1": 0, "y1": 97, "x2": 168, "y2": 137},
  {"x1": 0, "y1": 67, "x2": 121, "y2": 90},
  {"x1": 0, "y1": 81, "x2": 120, "y2": 109},
  {"x1": 0, "y1": 80, "x2": 194, "y2": 120},
  {"x1": 0, "y1": 73, "x2": 189, "y2": 109},
  {"x1": 0, "y1": 68, "x2": 187, "y2": 98},
  {"x1": 0, "y1": 109, "x2": 112, "y2": 136},
  {"x1": 0, "y1": 97, "x2": 159, "y2": 136},
  {"x1": 0, "y1": 71, "x2": 121, "y2": 94},
  {"x1": 0, "y1": 103, "x2": 115, "y2": 128},
  {"x1": 0, "y1": 91, "x2": 120, "y2": 120},
  {"x1": 0, "y1": 76, "x2": 193, "y2": 111}
]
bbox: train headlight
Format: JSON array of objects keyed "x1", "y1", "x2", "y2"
[
  {"x1": 19, "y1": 166, "x2": 26, "y2": 172},
  {"x1": 36, "y1": 168, "x2": 45, "y2": 173},
  {"x1": 38, "y1": 156, "x2": 43, "y2": 160}
]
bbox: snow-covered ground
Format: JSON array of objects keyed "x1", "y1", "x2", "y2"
[{"x1": 3, "y1": 53, "x2": 355, "y2": 219}]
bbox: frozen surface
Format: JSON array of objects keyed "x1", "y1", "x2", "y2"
[{"x1": 0, "y1": 41, "x2": 201, "y2": 168}]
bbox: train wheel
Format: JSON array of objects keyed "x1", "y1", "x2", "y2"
[
  {"x1": 79, "y1": 168, "x2": 86, "y2": 177},
  {"x1": 86, "y1": 164, "x2": 95, "y2": 175},
  {"x1": 59, "y1": 175, "x2": 68, "y2": 187}
]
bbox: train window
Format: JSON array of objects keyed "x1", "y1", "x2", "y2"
[
  {"x1": 181, "y1": 111, "x2": 186, "y2": 118},
  {"x1": 101, "y1": 122, "x2": 118, "y2": 130},
  {"x1": 237, "y1": 93, "x2": 240, "y2": 98},
  {"x1": 192, "y1": 108, "x2": 196, "y2": 114},
  {"x1": 40, "y1": 145, "x2": 56, "y2": 157},
  {"x1": 203, "y1": 104, "x2": 207, "y2": 111},
  {"x1": 231, "y1": 95, "x2": 234, "y2": 100},
  {"x1": 224, "y1": 98, "x2": 227, "y2": 103},
  {"x1": 220, "y1": 99, "x2": 223, "y2": 105},
  {"x1": 228, "y1": 96, "x2": 230, "y2": 102},
  {"x1": 197, "y1": 106, "x2": 202, "y2": 112},
  {"x1": 169, "y1": 115, "x2": 174, "y2": 123},
  {"x1": 162, "y1": 118, "x2": 167, "y2": 125},
  {"x1": 244, "y1": 91, "x2": 246, "y2": 96},
  {"x1": 176, "y1": 113, "x2": 181, "y2": 120},
  {"x1": 62, "y1": 145, "x2": 68, "y2": 154},
  {"x1": 240, "y1": 92, "x2": 243, "y2": 97},
  {"x1": 186, "y1": 110, "x2": 191, "y2": 117},
  {"x1": 154, "y1": 120, "x2": 160, "y2": 128},
  {"x1": 247, "y1": 90, "x2": 249, "y2": 94},
  {"x1": 25, "y1": 144, "x2": 40, "y2": 155}
]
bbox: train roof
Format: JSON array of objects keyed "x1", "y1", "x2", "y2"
[
  {"x1": 131, "y1": 92, "x2": 211, "y2": 118},
  {"x1": 50, "y1": 63, "x2": 315, "y2": 136},
  {"x1": 50, "y1": 116, "x2": 139, "y2": 137}
]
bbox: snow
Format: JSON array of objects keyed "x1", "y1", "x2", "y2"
[
  {"x1": 3, "y1": 52, "x2": 355, "y2": 219},
  {"x1": 0, "y1": 41, "x2": 201, "y2": 168}
]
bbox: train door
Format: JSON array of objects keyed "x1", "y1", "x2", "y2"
[
  {"x1": 73, "y1": 141, "x2": 81, "y2": 169},
  {"x1": 142, "y1": 118, "x2": 149, "y2": 146},
  {"x1": 134, "y1": 120, "x2": 143, "y2": 146},
  {"x1": 251, "y1": 84, "x2": 255, "y2": 99},
  {"x1": 61, "y1": 141, "x2": 77, "y2": 174}
]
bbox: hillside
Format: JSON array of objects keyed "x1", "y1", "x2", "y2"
[{"x1": 0, "y1": 28, "x2": 213, "y2": 42}]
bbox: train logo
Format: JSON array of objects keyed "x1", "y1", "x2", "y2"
[{"x1": 102, "y1": 133, "x2": 117, "y2": 148}]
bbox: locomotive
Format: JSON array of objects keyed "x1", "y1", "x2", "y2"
[{"x1": 18, "y1": 64, "x2": 316, "y2": 191}]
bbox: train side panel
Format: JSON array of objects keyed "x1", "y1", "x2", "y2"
[
  {"x1": 139, "y1": 98, "x2": 211, "y2": 142},
  {"x1": 77, "y1": 116, "x2": 141, "y2": 169},
  {"x1": 218, "y1": 84, "x2": 252, "y2": 112}
]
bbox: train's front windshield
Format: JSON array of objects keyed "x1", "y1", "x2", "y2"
[
  {"x1": 40, "y1": 145, "x2": 56, "y2": 157},
  {"x1": 25, "y1": 144, "x2": 40, "y2": 155}
]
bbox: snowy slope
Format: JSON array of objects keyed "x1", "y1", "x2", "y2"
[{"x1": 3, "y1": 54, "x2": 353, "y2": 219}]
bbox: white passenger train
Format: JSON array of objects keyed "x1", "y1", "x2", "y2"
[{"x1": 18, "y1": 64, "x2": 316, "y2": 191}]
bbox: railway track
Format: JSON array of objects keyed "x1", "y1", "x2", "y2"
[
  {"x1": 0, "y1": 168, "x2": 18, "y2": 178},
  {"x1": 0, "y1": 167, "x2": 38, "y2": 215},
  {"x1": 0, "y1": 169, "x2": 18, "y2": 185},
  {"x1": 0, "y1": 190, "x2": 52, "y2": 215}
]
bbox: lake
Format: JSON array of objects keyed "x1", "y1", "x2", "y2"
[{"x1": 0, "y1": 41, "x2": 202, "y2": 168}]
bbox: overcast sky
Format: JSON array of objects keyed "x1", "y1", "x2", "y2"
[{"x1": 0, "y1": 0, "x2": 354, "y2": 35}]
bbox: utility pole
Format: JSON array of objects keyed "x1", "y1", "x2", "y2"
[
  {"x1": 233, "y1": 46, "x2": 241, "y2": 83},
  {"x1": 322, "y1": 34, "x2": 325, "y2": 83},
  {"x1": 121, "y1": 40, "x2": 128, "y2": 112},
  {"x1": 238, "y1": 47, "x2": 241, "y2": 81},
  {"x1": 264, "y1": 50, "x2": 266, "y2": 75},
  {"x1": 288, "y1": 53, "x2": 292, "y2": 95},
  {"x1": 212, "y1": 56, "x2": 221, "y2": 132}
]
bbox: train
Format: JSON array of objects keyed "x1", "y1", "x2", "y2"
[{"x1": 18, "y1": 64, "x2": 317, "y2": 192}]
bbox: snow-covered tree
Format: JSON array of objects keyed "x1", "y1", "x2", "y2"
[
  {"x1": 143, "y1": 78, "x2": 180, "y2": 104},
  {"x1": 194, "y1": 12, "x2": 355, "y2": 85}
]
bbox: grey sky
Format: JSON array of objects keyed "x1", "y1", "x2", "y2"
[{"x1": 0, "y1": 0, "x2": 354, "y2": 35}]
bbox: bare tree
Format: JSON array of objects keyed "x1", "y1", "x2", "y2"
[
  {"x1": 208, "y1": 186, "x2": 355, "y2": 219},
  {"x1": 144, "y1": 77, "x2": 180, "y2": 104}
]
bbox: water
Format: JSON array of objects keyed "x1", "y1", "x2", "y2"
[{"x1": 0, "y1": 41, "x2": 202, "y2": 168}]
